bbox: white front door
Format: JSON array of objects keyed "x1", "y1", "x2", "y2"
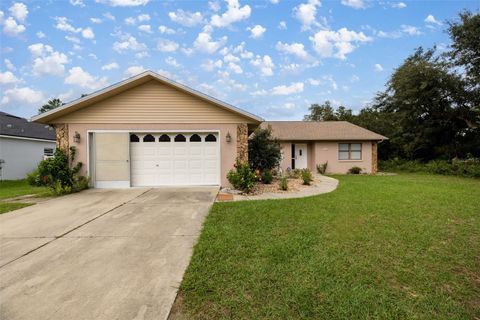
[
  {"x1": 130, "y1": 132, "x2": 220, "y2": 186},
  {"x1": 294, "y1": 143, "x2": 308, "y2": 169}
]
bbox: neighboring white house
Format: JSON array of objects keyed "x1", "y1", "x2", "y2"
[{"x1": 0, "y1": 112, "x2": 56, "y2": 180}]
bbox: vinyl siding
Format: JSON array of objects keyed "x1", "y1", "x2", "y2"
[{"x1": 52, "y1": 80, "x2": 254, "y2": 124}]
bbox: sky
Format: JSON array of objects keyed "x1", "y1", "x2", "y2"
[{"x1": 0, "y1": 0, "x2": 479, "y2": 120}]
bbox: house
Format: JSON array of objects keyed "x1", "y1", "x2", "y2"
[
  {"x1": 261, "y1": 121, "x2": 387, "y2": 175},
  {"x1": 0, "y1": 112, "x2": 56, "y2": 180},
  {"x1": 31, "y1": 71, "x2": 386, "y2": 188}
]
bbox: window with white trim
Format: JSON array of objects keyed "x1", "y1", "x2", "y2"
[{"x1": 339, "y1": 143, "x2": 362, "y2": 160}]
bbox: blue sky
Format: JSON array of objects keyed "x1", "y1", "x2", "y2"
[{"x1": 1, "y1": 0, "x2": 478, "y2": 120}]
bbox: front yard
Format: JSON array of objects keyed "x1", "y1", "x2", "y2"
[
  {"x1": 0, "y1": 180, "x2": 50, "y2": 214},
  {"x1": 172, "y1": 174, "x2": 480, "y2": 319}
]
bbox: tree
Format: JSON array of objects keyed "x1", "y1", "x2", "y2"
[
  {"x1": 38, "y1": 98, "x2": 63, "y2": 114},
  {"x1": 248, "y1": 126, "x2": 282, "y2": 172},
  {"x1": 303, "y1": 101, "x2": 336, "y2": 121}
]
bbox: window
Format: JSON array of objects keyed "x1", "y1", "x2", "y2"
[
  {"x1": 190, "y1": 134, "x2": 201, "y2": 142},
  {"x1": 130, "y1": 134, "x2": 139, "y2": 142},
  {"x1": 205, "y1": 134, "x2": 217, "y2": 142},
  {"x1": 339, "y1": 143, "x2": 362, "y2": 160},
  {"x1": 143, "y1": 134, "x2": 155, "y2": 142},
  {"x1": 174, "y1": 134, "x2": 186, "y2": 142},
  {"x1": 159, "y1": 134, "x2": 171, "y2": 142},
  {"x1": 44, "y1": 148, "x2": 54, "y2": 156}
]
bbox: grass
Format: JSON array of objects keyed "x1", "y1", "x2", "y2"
[
  {"x1": 173, "y1": 174, "x2": 480, "y2": 320},
  {"x1": 0, "y1": 179, "x2": 50, "y2": 200},
  {"x1": 0, "y1": 202, "x2": 33, "y2": 214},
  {"x1": 0, "y1": 180, "x2": 50, "y2": 214}
]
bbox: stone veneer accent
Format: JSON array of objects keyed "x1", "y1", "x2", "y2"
[
  {"x1": 372, "y1": 142, "x2": 378, "y2": 174},
  {"x1": 236, "y1": 123, "x2": 248, "y2": 163},
  {"x1": 55, "y1": 124, "x2": 69, "y2": 152}
]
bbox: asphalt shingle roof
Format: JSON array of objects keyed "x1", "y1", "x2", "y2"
[
  {"x1": 261, "y1": 121, "x2": 387, "y2": 141},
  {"x1": 0, "y1": 112, "x2": 56, "y2": 141}
]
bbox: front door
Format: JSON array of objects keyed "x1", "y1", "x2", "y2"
[{"x1": 294, "y1": 143, "x2": 308, "y2": 169}]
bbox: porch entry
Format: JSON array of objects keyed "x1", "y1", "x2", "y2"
[{"x1": 291, "y1": 143, "x2": 308, "y2": 169}]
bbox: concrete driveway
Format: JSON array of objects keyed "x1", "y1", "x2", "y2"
[{"x1": 0, "y1": 187, "x2": 218, "y2": 320}]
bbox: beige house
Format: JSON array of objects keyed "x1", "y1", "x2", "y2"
[
  {"x1": 262, "y1": 121, "x2": 387, "y2": 174},
  {"x1": 32, "y1": 71, "x2": 386, "y2": 188}
]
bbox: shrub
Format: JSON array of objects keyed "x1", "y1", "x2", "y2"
[
  {"x1": 348, "y1": 166, "x2": 362, "y2": 174},
  {"x1": 227, "y1": 160, "x2": 257, "y2": 193},
  {"x1": 249, "y1": 126, "x2": 282, "y2": 172},
  {"x1": 261, "y1": 170, "x2": 273, "y2": 184},
  {"x1": 316, "y1": 162, "x2": 328, "y2": 174},
  {"x1": 28, "y1": 147, "x2": 89, "y2": 195},
  {"x1": 279, "y1": 176, "x2": 288, "y2": 191},
  {"x1": 300, "y1": 168, "x2": 313, "y2": 185},
  {"x1": 379, "y1": 158, "x2": 480, "y2": 178}
]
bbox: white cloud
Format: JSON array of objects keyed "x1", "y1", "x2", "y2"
[
  {"x1": 54, "y1": 16, "x2": 81, "y2": 33},
  {"x1": 113, "y1": 34, "x2": 146, "y2": 52},
  {"x1": 124, "y1": 65, "x2": 145, "y2": 77},
  {"x1": 124, "y1": 17, "x2": 136, "y2": 25},
  {"x1": 201, "y1": 59, "x2": 223, "y2": 71},
  {"x1": 401, "y1": 24, "x2": 422, "y2": 35},
  {"x1": 9, "y1": 2, "x2": 28, "y2": 22},
  {"x1": 90, "y1": 18, "x2": 102, "y2": 24},
  {"x1": 1, "y1": 86, "x2": 44, "y2": 105},
  {"x1": 374, "y1": 63, "x2": 383, "y2": 72},
  {"x1": 70, "y1": 0, "x2": 85, "y2": 7},
  {"x1": 82, "y1": 27, "x2": 95, "y2": 39},
  {"x1": 224, "y1": 54, "x2": 240, "y2": 62},
  {"x1": 137, "y1": 14, "x2": 150, "y2": 22},
  {"x1": 3, "y1": 17, "x2": 25, "y2": 36},
  {"x1": 158, "y1": 25, "x2": 175, "y2": 34},
  {"x1": 64, "y1": 66, "x2": 108, "y2": 89},
  {"x1": 310, "y1": 27, "x2": 372, "y2": 60},
  {"x1": 247, "y1": 25, "x2": 266, "y2": 39},
  {"x1": 306, "y1": 78, "x2": 321, "y2": 86},
  {"x1": 276, "y1": 41, "x2": 310, "y2": 60},
  {"x1": 425, "y1": 14, "x2": 442, "y2": 25},
  {"x1": 165, "y1": 57, "x2": 181, "y2": 68},
  {"x1": 0, "y1": 71, "x2": 20, "y2": 84},
  {"x1": 392, "y1": 2, "x2": 406, "y2": 9},
  {"x1": 278, "y1": 21, "x2": 287, "y2": 30},
  {"x1": 36, "y1": 31, "x2": 45, "y2": 38},
  {"x1": 210, "y1": 0, "x2": 251, "y2": 28},
  {"x1": 194, "y1": 26, "x2": 227, "y2": 54},
  {"x1": 65, "y1": 35, "x2": 80, "y2": 43},
  {"x1": 103, "y1": 12, "x2": 115, "y2": 20},
  {"x1": 138, "y1": 24, "x2": 152, "y2": 33},
  {"x1": 294, "y1": 0, "x2": 321, "y2": 31},
  {"x1": 251, "y1": 89, "x2": 268, "y2": 96},
  {"x1": 250, "y1": 55, "x2": 274, "y2": 76},
  {"x1": 228, "y1": 62, "x2": 243, "y2": 74},
  {"x1": 209, "y1": 1, "x2": 221, "y2": 12},
  {"x1": 271, "y1": 82, "x2": 304, "y2": 95},
  {"x1": 341, "y1": 0, "x2": 365, "y2": 9},
  {"x1": 350, "y1": 74, "x2": 360, "y2": 82},
  {"x1": 95, "y1": 0, "x2": 149, "y2": 7},
  {"x1": 101, "y1": 62, "x2": 119, "y2": 70},
  {"x1": 58, "y1": 89, "x2": 75, "y2": 102},
  {"x1": 168, "y1": 9, "x2": 203, "y2": 27},
  {"x1": 157, "y1": 39, "x2": 179, "y2": 52},
  {"x1": 4, "y1": 58, "x2": 16, "y2": 71},
  {"x1": 135, "y1": 51, "x2": 149, "y2": 59},
  {"x1": 28, "y1": 43, "x2": 69, "y2": 76}
]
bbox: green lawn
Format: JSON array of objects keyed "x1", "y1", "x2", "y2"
[
  {"x1": 0, "y1": 180, "x2": 50, "y2": 214},
  {"x1": 174, "y1": 174, "x2": 480, "y2": 320},
  {"x1": 0, "y1": 179, "x2": 50, "y2": 199}
]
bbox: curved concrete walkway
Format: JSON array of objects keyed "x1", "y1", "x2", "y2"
[{"x1": 232, "y1": 175, "x2": 339, "y2": 201}]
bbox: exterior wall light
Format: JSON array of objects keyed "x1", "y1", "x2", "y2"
[
  {"x1": 226, "y1": 132, "x2": 232, "y2": 143},
  {"x1": 73, "y1": 131, "x2": 81, "y2": 143}
]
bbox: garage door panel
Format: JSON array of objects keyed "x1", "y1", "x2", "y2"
[{"x1": 130, "y1": 132, "x2": 219, "y2": 186}]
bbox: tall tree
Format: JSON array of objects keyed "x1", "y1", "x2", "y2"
[
  {"x1": 303, "y1": 101, "x2": 337, "y2": 121},
  {"x1": 38, "y1": 98, "x2": 63, "y2": 114}
]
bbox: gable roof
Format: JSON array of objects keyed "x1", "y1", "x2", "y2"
[
  {"x1": 31, "y1": 70, "x2": 263, "y2": 124},
  {"x1": 261, "y1": 121, "x2": 388, "y2": 141},
  {"x1": 1, "y1": 112, "x2": 56, "y2": 141}
]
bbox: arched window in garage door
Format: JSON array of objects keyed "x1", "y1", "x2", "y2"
[
  {"x1": 143, "y1": 134, "x2": 155, "y2": 142},
  {"x1": 190, "y1": 134, "x2": 201, "y2": 142},
  {"x1": 174, "y1": 134, "x2": 186, "y2": 142},
  {"x1": 205, "y1": 134, "x2": 217, "y2": 142},
  {"x1": 130, "y1": 134, "x2": 139, "y2": 142},
  {"x1": 159, "y1": 134, "x2": 171, "y2": 142}
]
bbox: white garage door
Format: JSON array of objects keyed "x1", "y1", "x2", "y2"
[{"x1": 130, "y1": 132, "x2": 220, "y2": 186}]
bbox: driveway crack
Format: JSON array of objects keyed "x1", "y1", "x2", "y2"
[{"x1": 0, "y1": 188, "x2": 152, "y2": 269}]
